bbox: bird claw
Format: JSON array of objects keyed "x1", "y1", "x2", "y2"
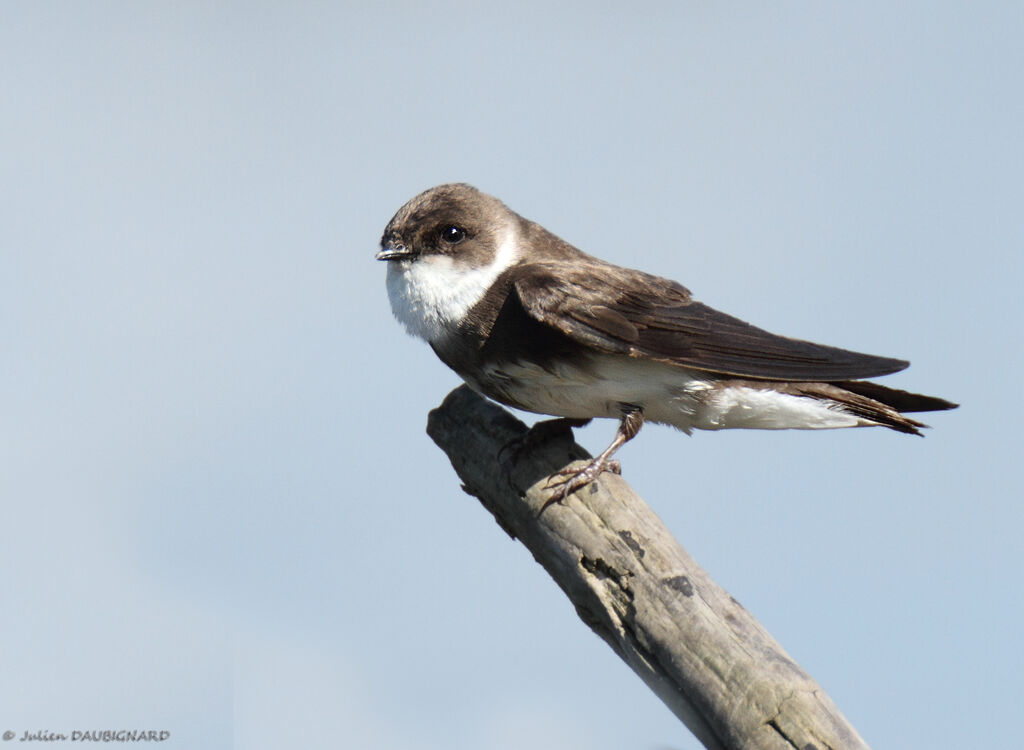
[
  {"x1": 549, "y1": 459, "x2": 621, "y2": 478},
  {"x1": 539, "y1": 457, "x2": 621, "y2": 513}
]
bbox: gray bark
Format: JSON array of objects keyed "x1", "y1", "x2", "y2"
[{"x1": 426, "y1": 385, "x2": 871, "y2": 750}]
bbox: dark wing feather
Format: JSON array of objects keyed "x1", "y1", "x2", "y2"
[{"x1": 513, "y1": 262, "x2": 909, "y2": 381}]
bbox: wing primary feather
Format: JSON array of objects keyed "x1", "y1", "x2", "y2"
[{"x1": 513, "y1": 265, "x2": 913, "y2": 381}]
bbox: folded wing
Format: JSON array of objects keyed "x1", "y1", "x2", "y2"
[{"x1": 513, "y1": 262, "x2": 909, "y2": 382}]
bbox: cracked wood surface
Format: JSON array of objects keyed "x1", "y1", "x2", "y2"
[{"x1": 426, "y1": 385, "x2": 871, "y2": 750}]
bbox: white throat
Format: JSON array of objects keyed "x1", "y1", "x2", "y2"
[{"x1": 385, "y1": 225, "x2": 520, "y2": 343}]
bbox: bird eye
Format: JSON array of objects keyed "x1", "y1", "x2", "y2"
[{"x1": 439, "y1": 225, "x2": 467, "y2": 245}]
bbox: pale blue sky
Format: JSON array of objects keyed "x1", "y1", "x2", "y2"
[{"x1": 2, "y1": 3, "x2": 1021, "y2": 749}]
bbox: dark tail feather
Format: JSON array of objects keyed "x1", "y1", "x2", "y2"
[
  {"x1": 834, "y1": 381, "x2": 959, "y2": 413},
  {"x1": 795, "y1": 381, "x2": 958, "y2": 436}
]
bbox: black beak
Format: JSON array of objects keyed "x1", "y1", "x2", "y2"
[{"x1": 375, "y1": 240, "x2": 416, "y2": 261}]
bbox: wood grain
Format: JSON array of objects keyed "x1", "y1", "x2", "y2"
[{"x1": 427, "y1": 385, "x2": 870, "y2": 750}]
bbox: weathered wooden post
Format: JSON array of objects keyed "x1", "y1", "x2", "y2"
[{"x1": 427, "y1": 385, "x2": 871, "y2": 750}]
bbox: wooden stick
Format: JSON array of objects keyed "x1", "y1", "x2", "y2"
[{"x1": 426, "y1": 385, "x2": 871, "y2": 750}]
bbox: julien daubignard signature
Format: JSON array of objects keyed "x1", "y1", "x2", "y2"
[{"x1": 3, "y1": 729, "x2": 170, "y2": 742}]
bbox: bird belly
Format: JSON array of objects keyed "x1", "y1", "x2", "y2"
[
  {"x1": 471, "y1": 356, "x2": 706, "y2": 427},
  {"x1": 469, "y1": 355, "x2": 865, "y2": 432}
]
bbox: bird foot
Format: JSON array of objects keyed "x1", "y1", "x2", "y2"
[{"x1": 540, "y1": 457, "x2": 621, "y2": 512}]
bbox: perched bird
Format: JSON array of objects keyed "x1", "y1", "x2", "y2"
[{"x1": 377, "y1": 183, "x2": 956, "y2": 500}]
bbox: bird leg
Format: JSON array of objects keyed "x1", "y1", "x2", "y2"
[{"x1": 541, "y1": 405, "x2": 644, "y2": 511}]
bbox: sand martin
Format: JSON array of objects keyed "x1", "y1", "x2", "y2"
[{"x1": 377, "y1": 184, "x2": 956, "y2": 500}]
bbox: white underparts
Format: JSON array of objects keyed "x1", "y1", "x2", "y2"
[
  {"x1": 693, "y1": 382, "x2": 863, "y2": 431},
  {"x1": 476, "y1": 355, "x2": 867, "y2": 432},
  {"x1": 385, "y1": 226, "x2": 519, "y2": 343}
]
